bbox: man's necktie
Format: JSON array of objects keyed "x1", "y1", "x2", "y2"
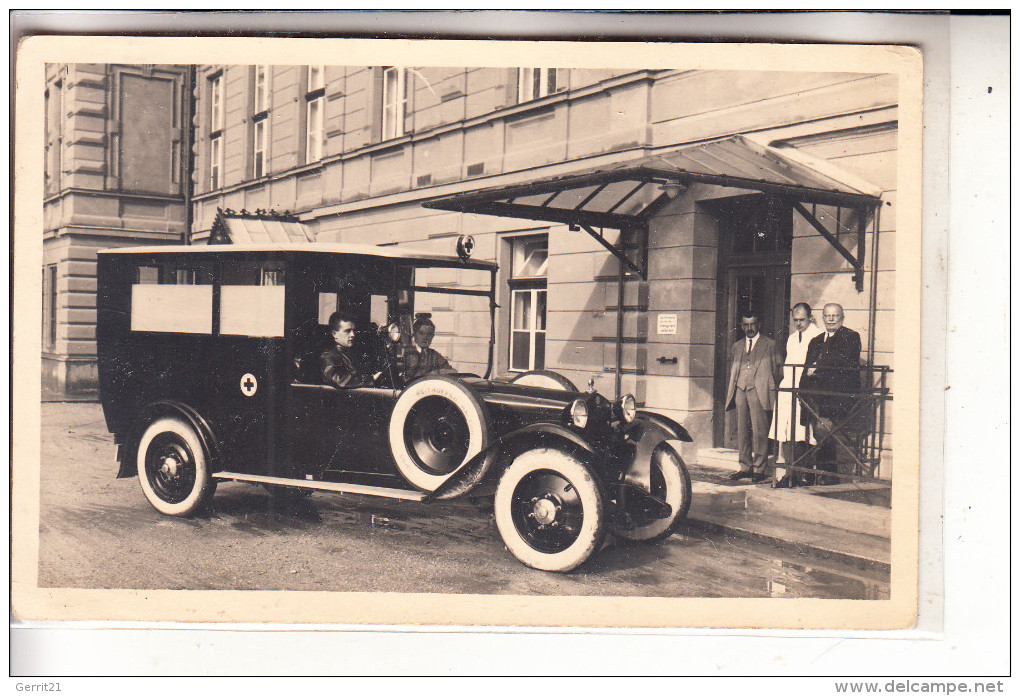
[{"x1": 746, "y1": 339, "x2": 752, "y2": 354}]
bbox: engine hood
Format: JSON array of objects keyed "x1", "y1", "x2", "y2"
[{"x1": 458, "y1": 376, "x2": 580, "y2": 412}]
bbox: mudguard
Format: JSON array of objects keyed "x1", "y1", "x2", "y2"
[
  {"x1": 117, "y1": 401, "x2": 219, "y2": 479},
  {"x1": 636, "y1": 410, "x2": 694, "y2": 443},
  {"x1": 622, "y1": 417, "x2": 690, "y2": 494},
  {"x1": 423, "y1": 422, "x2": 596, "y2": 503}
]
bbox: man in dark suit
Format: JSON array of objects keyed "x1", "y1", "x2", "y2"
[
  {"x1": 402, "y1": 316, "x2": 456, "y2": 383},
  {"x1": 320, "y1": 311, "x2": 375, "y2": 389},
  {"x1": 802, "y1": 303, "x2": 863, "y2": 483},
  {"x1": 724, "y1": 311, "x2": 781, "y2": 483}
]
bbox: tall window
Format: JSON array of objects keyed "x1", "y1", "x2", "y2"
[
  {"x1": 252, "y1": 66, "x2": 270, "y2": 178},
  {"x1": 305, "y1": 65, "x2": 325, "y2": 163},
  {"x1": 382, "y1": 66, "x2": 407, "y2": 140},
  {"x1": 209, "y1": 73, "x2": 224, "y2": 189},
  {"x1": 43, "y1": 265, "x2": 57, "y2": 350},
  {"x1": 210, "y1": 137, "x2": 222, "y2": 189},
  {"x1": 44, "y1": 81, "x2": 62, "y2": 195},
  {"x1": 252, "y1": 119, "x2": 267, "y2": 178},
  {"x1": 517, "y1": 68, "x2": 557, "y2": 102},
  {"x1": 508, "y1": 236, "x2": 549, "y2": 372},
  {"x1": 253, "y1": 64, "x2": 269, "y2": 113}
]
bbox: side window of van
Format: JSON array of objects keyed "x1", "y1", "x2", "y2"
[
  {"x1": 131, "y1": 264, "x2": 213, "y2": 334},
  {"x1": 220, "y1": 262, "x2": 286, "y2": 337}
]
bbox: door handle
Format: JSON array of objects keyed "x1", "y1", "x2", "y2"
[{"x1": 656, "y1": 356, "x2": 678, "y2": 364}]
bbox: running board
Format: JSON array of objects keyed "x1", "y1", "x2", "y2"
[{"x1": 212, "y1": 472, "x2": 428, "y2": 502}]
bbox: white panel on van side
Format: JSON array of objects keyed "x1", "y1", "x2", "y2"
[
  {"x1": 220, "y1": 285, "x2": 286, "y2": 337},
  {"x1": 131, "y1": 284, "x2": 213, "y2": 333}
]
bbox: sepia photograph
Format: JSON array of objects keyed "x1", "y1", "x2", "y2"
[{"x1": 13, "y1": 33, "x2": 924, "y2": 631}]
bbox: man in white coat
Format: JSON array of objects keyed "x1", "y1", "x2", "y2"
[{"x1": 772, "y1": 302, "x2": 823, "y2": 487}]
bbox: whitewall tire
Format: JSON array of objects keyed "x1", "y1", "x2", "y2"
[
  {"x1": 389, "y1": 376, "x2": 490, "y2": 497},
  {"x1": 494, "y1": 448, "x2": 605, "y2": 572},
  {"x1": 136, "y1": 417, "x2": 215, "y2": 517},
  {"x1": 612, "y1": 441, "x2": 692, "y2": 543}
]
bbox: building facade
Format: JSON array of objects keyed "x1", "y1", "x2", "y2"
[
  {"x1": 187, "y1": 64, "x2": 896, "y2": 471},
  {"x1": 42, "y1": 63, "x2": 192, "y2": 397},
  {"x1": 43, "y1": 63, "x2": 897, "y2": 473}
]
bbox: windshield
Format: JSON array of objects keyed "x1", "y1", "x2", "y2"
[{"x1": 407, "y1": 265, "x2": 494, "y2": 378}]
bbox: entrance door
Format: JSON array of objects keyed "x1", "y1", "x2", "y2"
[{"x1": 708, "y1": 195, "x2": 792, "y2": 448}]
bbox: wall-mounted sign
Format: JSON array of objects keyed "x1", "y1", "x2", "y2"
[{"x1": 657, "y1": 313, "x2": 678, "y2": 336}]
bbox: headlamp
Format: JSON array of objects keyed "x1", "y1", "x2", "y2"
[
  {"x1": 569, "y1": 398, "x2": 589, "y2": 429},
  {"x1": 387, "y1": 323, "x2": 402, "y2": 342},
  {"x1": 618, "y1": 394, "x2": 637, "y2": 424}
]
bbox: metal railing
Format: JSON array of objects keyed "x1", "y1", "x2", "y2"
[{"x1": 772, "y1": 364, "x2": 892, "y2": 485}]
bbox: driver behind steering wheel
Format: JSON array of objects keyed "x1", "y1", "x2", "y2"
[
  {"x1": 403, "y1": 316, "x2": 457, "y2": 383},
  {"x1": 321, "y1": 311, "x2": 380, "y2": 389}
]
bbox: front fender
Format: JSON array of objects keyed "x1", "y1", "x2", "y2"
[
  {"x1": 423, "y1": 422, "x2": 596, "y2": 502},
  {"x1": 622, "y1": 418, "x2": 687, "y2": 493},
  {"x1": 636, "y1": 410, "x2": 693, "y2": 442},
  {"x1": 117, "y1": 401, "x2": 219, "y2": 479}
]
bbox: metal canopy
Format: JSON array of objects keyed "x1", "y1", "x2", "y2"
[
  {"x1": 422, "y1": 135, "x2": 883, "y2": 284},
  {"x1": 209, "y1": 208, "x2": 316, "y2": 245}
]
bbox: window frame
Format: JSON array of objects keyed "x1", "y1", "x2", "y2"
[
  {"x1": 208, "y1": 72, "x2": 225, "y2": 190},
  {"x1": 44, "y1": 80, "x2": 63, "y2": 196},
  {"x1": 509, "y1": 284, "x2": 547, "y2": 373},
  {"x1": 517, "y1": 67, "x2": 557, "y2": 103},
  {"x1": 253, "y1": 64, "x2": 269, "y2": 114},
  {"x1": 43, "y1": 264, "x2": 57, "y2": 351},
  {"x1": 305, "y1": 96, "x2": 324, "y2": 163},
  {"x1": 209, "y1": 135, "x2": 222, "y2": 189},
  {"x1": 303, "y1": 65, "x2": 326, "y2": 164},
  {"x1": 381, "y1": 66, "x2": 407, "y2": 141},
  {"x1": 252, "y1": 117, "x2": 267, "y2": 178},
  {"x1": 506, "y1": 234, "x2": 549, "y2": 373},
  {"x1": 209, "y1": 73, "x2": 224, "y2": 133},
  {"x1": 307, "y1": 65, "x2": 324, "y2": 92}
]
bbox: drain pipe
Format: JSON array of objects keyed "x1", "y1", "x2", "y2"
[
  {"x1": 867, "y1": 204, "x2": 882, "y2": 368},
  {"x1": 182, "y1": 64, "x2": 196, "y2": 245},
  {"x1": 615, "y1": 232, "x2": 625, "y2": 399}
]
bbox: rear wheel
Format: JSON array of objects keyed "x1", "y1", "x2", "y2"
[
  {"x1": 494, "y1": 448, "x2": 605, "y2": 572},
  {"x1": 612, "y1": 443, "x2": 691, "y2": 543},
  {"x1": 136, "y1": 417, "x2": 215, "y2": 517}
]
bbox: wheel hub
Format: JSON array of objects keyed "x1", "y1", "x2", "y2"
[
  {"x1": 160, "y1": 454, "x2": 181, "y2": 479},
  {"x1": 530, "y1": 496, "x2": 561, "y2": 526},
  {"x1": 431, "y1": 419, "x2": 454, "y2": 451}
]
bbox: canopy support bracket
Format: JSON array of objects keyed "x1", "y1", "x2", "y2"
[
  {"x1": 572, "y1": 224, "x2": 647, "y2": 280},
  {"x1": 792, "y1": 202, "x2": 867, "y2": 292}
]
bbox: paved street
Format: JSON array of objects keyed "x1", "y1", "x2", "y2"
[{"x1": 36, "y1": 403, "x2": 888, "y2": 599}]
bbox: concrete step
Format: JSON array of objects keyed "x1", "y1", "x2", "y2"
[
  {"x1": 686, "y1": 476, "x2": 892, "y2": 570},
  {"x1": 696, "y1": 447, "x2": 741, "y2": 472},
  {"x1": 685, "y1": 506, "x2": 891, "y2": 571}
]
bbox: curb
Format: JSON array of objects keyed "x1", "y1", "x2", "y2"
[{"x1": 684, "y1": 471, "x2": 891, "y2": 571}]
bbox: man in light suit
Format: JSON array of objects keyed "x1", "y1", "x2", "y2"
[{"x1": 724, "y1": 311, "x2": 781, "y2": 483}]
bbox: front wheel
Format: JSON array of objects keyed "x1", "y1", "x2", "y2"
[
  {"x1": 136, "y1": 417, "x2": 215, "y2": 517},
  {"x1": 494, "y1": 448, "x2": 605, "y2": 572},
  {"x1": 612, "y1": 442, "x2": 692, "y2": 543}
]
